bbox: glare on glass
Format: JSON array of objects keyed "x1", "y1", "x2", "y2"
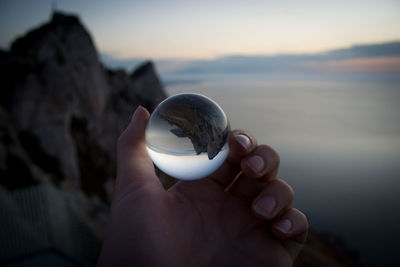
[{"x1": 145, "y1": 93, "x2": 230, "y2": 180}]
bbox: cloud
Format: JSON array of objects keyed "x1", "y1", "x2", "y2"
[
  {"x1": 101, "y1": 41, "x2": 400, "y2": 74},
  {"x1": 298, "y1": 57, "x2": 400, "y2": 73}
]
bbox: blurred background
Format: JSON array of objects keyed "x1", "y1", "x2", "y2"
[{"x1": 1, "y1": 0, "x2": 399, "y2": 266}]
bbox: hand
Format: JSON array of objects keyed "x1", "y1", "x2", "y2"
[{"x1": 98, "y1": 106, "x2": 308, "y2": 267}]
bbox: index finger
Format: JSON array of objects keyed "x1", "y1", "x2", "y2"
[{"x1": 207, "y1": 130, "x2": 257, "y2": 187}]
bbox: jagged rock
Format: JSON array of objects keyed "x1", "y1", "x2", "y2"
[{"x1": 0, "y1": 12, "x2": 166, "y2": 200}]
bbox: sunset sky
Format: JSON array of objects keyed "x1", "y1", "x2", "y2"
[{"x1": 0, "y1": 0, "x2": 399, "y2": 60}]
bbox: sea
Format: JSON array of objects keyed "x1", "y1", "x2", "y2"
[{"x1": 160, "y1": 71, "x2": 400, "y2": 267}]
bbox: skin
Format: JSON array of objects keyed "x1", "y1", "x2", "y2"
[{"x1": 98, "y1": 106, "x2": 308, "y2": 267}]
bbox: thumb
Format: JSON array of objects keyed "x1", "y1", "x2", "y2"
[{"x1": 115, "y1": 106, "x2": 162, "y2": 195}]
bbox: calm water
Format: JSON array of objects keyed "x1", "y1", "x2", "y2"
[{"x1": 161, "y1": 72, "x2": 400, "y2": 266}]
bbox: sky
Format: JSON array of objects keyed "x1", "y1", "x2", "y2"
[{"x1": 0, "y1": 0, "x2": 399, "y2": 60}]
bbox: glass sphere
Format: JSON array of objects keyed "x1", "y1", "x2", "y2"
[{"x1": 146, "y1": 93, "x2": 230, "y2": 180}]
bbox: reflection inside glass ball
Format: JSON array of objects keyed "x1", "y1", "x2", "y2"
[{"x1": 146, "y1": 93, "x2": 230, "y2": 180}]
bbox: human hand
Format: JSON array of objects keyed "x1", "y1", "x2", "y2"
[{"x1": 98, "y1": 106, "x2": 308, "y2": 267}]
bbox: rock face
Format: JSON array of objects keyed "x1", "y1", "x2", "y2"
[{"x1": 0, "y1": 12, "x2": 166, "y2": 200}]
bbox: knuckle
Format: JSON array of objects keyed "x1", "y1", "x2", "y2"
[
  {"x1": 257, "y1": 144, "x2": 280, "y2": 167},
  {"x1": 295, "y1": 208, "x2": 308, "y2": 224},
  {"x1": 271, "y1": 179, "x2": 294, "y2": 202},
  {"x1": 291, "y1": 208, "x2": 308, "y2": 223},
  {"x1": 282, "y1": 180, "x2": 295, "y2": 199}
]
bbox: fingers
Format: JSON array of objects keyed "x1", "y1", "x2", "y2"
[
  {"x1": 250, "y1": 178, "x2": 308, "y2": 258},
  {"x1": 241, "y1": 145, "x2": 280, "y2": 180},
  {"x1": 252, "y1": 179, "x2": 294, "y2": 220},
  {"x1": 226, "y1": 130, "x2": 258, "y2": 165},
  {"x1": 271, "y1": 208, "x2": 308, "y2": 244},
  {"x1": 207, "y1": 130, "x2": 257, "y2": 186},
  {"x1": 116, "y1": 106, "x2": 162, "y2": 194},
  {"x1": 208, "y1": 129, "x2": 280, "y2": 198},
  {"x1": 271, "y1": 208, "x2": 309, "y2": 260},
  {"x1": 227, "y1": 144, "x2": 281, "y2": 201},
  {"x1": 251, "y1": 179, "x2": 308, "y2": 244}
]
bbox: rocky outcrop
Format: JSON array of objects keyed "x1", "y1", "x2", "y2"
[{"x1": 0, "y1": 12, "x2": 166, "y2": 200}]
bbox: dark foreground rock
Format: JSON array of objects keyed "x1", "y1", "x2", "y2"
[{"x1": 0, "y1": 12, "x2": 166, "y2": 201}]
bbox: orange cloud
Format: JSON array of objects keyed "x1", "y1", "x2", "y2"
[{"x1": 299, "y1": 57, "x2": 400, "y2": 73}]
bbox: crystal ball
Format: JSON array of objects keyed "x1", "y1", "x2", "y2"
[{"x1": 146, "y1": 93, "x2": 230, "y2": 180}]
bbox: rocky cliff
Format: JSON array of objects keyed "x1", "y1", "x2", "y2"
[{"x1": 0, "y1": 12, "x2": 166, "y2": 201}]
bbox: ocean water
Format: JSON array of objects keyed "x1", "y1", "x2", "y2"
[{"x1": 161, "y1": 72, "x2": 400, "y2": 266}]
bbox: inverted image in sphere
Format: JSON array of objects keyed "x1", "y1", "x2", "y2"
[{"x1": 146, "y1": 93, "x2": 230, "y2": 180}]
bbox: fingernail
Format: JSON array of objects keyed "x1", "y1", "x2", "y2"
[
  {"x1": 253, "y1": 196, "x2": 276, "y2": 217},
  {"x1": 246, "y1": 155, "x2": 264, "y2": 173},
  {"x1": 274, "y1": 219, "x2": 292, "y2": 234},
  {"x1": 235, "y1": 134, "x2": 251, "y2": 150}
]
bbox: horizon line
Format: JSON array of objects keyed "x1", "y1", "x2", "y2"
[{"x1": 101, "y1": 39, "x2": 400, "y2": 62}]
